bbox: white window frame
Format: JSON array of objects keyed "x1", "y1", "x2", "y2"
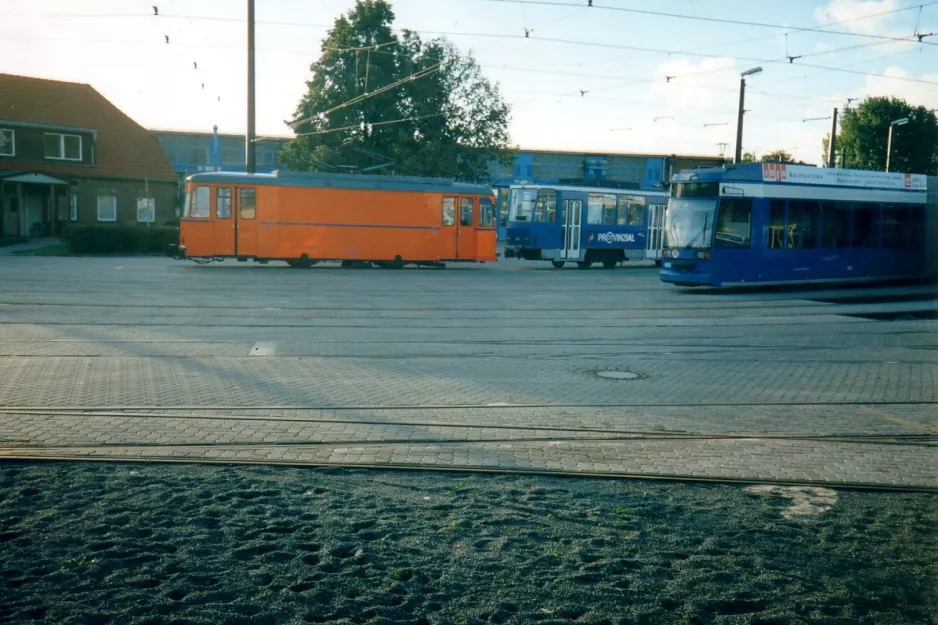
[
  {"x1": 136, "y1": 197, "x2": 156, "y2": 223},
  {"x1": 97, "y1": 196, "x2": 117, "y2": 222},
  {"x1": 69, "y1": 194, "x2": 78, "y2": 221},
  {"x1": 0, "y1": 129, "x2": 14, "y2": 157},
  {"x1": 45, "y1": 133, "x2": 83, "y2": 161}
]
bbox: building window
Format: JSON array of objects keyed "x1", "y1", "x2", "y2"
[
  {"x1": 0, "y1": 129, "x2": 14, "y2": 156},
  {"x1": 45, "y1": 133, "x2": 82, "y2": 161},
  {"x1": 69, "y1": 194, "x2": 78, "y2": 221},
  {"x1": 136, "y1": 198, "x2": 156, "y2": 223},
  {"x1": 97, "y1": 196, "x2": 117, "y2": 222}
]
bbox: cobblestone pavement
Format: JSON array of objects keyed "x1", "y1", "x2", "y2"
[{"x1": 0, "y1": 256, "x2": 935, "y2": 488}]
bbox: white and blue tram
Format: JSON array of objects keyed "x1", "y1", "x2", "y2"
[
  {"x1": 660, "y1": 163, "x2": 936, "y2": 287},
  {"x1": 504, "y1": 183, "x2": 669, "y2": 268}
]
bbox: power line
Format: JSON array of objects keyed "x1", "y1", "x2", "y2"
[
  {"x1": 289, "y1": 63, "x2": 445, "y2": 128},
  {"x1": 481, "y1": 0, "x2": 938, "y2": 45},
  {"x1": 287, "y1": 112, "x2": 446, "y2": 139},
  {"x1": 408, "y1": 29, "x2": 938, "y2": 86}
]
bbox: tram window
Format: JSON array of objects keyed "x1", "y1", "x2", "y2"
[
  {"x1": 821, "y1": 201, "x2": 851, "y2": 248},
  {"x1": 442, "y1": 197, "x2": 456, "y2": 226},
  {"x1": 617, "y1": 195, "x2": 645, "y2": 226},
  {"x1": 881, "y1": 204, "x2": 908, "y2": 248},
  {"x1": 460, "y1": 198, "x2": 474, "y2": 226},
  {"x1": 534, "y1": 188, "x2": 557, "y2": 223},
  {"x1": 671, "y1": 182, "x2": 718, "y2": 198},
  {"x1": 509, "y1": 188, "x2": 536, "y2": 221},
  {"x1": 188, "y1": 185, "x2": 210, "y2": 218},
  {"x1": 769, "y1": 200, "x2": 786, "y2": 249},
  {"x1": 239, "y1": 189, "x2": 256, "y2": 220},
  {"x1": 587, "y1": 193, "x2": 616, "y2": 225},
  {"x1": 216, "y1": 188, "x2": 232, "y2": 219},
  {"x1": 909, "y1": 205, "x2": 925, "y2": 248},
  {"x1": 714, "y1": 198, "x2": 752, "y2": 249},
  {"x1": 852, "y1": 203, "x2": 880, "y2": 248},
  {"x1": 787, "y1": 200, "x2": 819, "y2": 249},
  {"x1": 479, "y1": 198, "x2": 496, "y2": 227}
]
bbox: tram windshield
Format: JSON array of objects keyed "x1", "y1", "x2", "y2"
[
  {"x1": 508, "y1": 188, "x2": 537, "y2": 221},
  {"x1": 665, "y1": 197, "x2": 717, "y2": 249}
]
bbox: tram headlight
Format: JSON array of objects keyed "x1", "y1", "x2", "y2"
[
  {"x1": 696, "y1": 251, "x2": 711, "y2": 260},
  {"x1": 662, "y1": 249, "x2": 670, "y2": 258}
]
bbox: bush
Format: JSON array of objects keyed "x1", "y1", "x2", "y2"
[{"x1": 64, "y1": 224, "x2": 179, "y2": 255}]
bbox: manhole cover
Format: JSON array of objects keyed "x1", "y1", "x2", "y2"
[{"x1": 594, "y1": 370, "x2": 641, "y2": 380}]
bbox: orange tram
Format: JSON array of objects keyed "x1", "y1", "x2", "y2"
[{"x1": 175, "y1": 170, "x2": 498, "y2": 268}]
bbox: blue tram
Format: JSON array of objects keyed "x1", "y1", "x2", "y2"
[
  {"x1": 660, "y1": 163, "x2": 937, "y2": 287},
  {"x1": 504, "y1": 184, "x2": 669, "y2": 268}
]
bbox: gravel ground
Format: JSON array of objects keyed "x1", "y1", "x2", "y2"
[{"x1": 1, "y1": 462, "x2": 936, "y2": 625}]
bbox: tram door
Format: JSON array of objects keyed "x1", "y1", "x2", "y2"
[
  {"x1": 646, "y1": 203, "x2": 666, "y2": 260},
  {"x1": 561, "y1": 199, "x2": 582, "y2": 260},
  {"x1": 235, "y1": 187, "x2": 257, "y2": 257}
]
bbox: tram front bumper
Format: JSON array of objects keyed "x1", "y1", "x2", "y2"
[{"x1": 660, "y1": 260, "x2": 714, "y2": 286}]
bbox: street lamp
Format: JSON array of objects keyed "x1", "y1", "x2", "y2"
[
  {"x1": 735, "y1": 66, "x2": 762, "y2": 164},
  {"x1": 885, "y1": 117, "x2": 909, "y2": 172}
]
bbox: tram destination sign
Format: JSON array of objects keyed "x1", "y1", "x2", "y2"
[{"x1": 762, "y1": 163, "x2": 926, "y2": 191}]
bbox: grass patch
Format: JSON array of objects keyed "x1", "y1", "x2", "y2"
[{"x1": 11, "y1": 244, "x2": 72, "y2": 256}]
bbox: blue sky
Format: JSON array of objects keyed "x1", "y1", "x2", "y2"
[{"x1": 3, "y1": 0, "x2": 937, "y2": 164}]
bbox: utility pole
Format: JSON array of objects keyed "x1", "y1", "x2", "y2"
[
  {"x1": 735, "y1": 67, "x2": 762, "y2": 164},
  {"x1": 886, "y1": 117, "x2": 909, "y2": 173},
  {"x1": 246, "y1": 0, "x2": 256, "y2": 174},
  {"x1": 827, "y1": 108, "x2": 838, "y2": 168}
]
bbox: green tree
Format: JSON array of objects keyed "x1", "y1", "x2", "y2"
[
  {"x1": 739, "y1": 151, "x2": 757, "y2": 164},
  {"x1": 280, "y1": 0, "x2": 513, "y2": 181},
  {"x1": 829, "y1": 96, "x2": 938, "y2": 174},
  {"x1": 760, "y1": 149, "x2": 796, "y2": 163}
]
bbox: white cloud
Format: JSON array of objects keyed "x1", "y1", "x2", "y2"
[
  {"x1": 814, "y1": 0, "x2": 902, "y2": 34},
  {"x1": 860, "y1": 66, "x2": 938, "y2": 110}
]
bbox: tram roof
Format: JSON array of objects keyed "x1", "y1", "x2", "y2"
[
  {"x1": 672, "y1": 162, "x2": 928, "y2": 192},
  {"x1": 185, "y1": 170, "x2": 494, "y2": 195}
]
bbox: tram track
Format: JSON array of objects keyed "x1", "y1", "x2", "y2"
[
  {"x1": 2, "y1": 406, "x2": 935, "y2": 444},
  {"x1": 1, "y1": 452, "x2": 934, "y2": 494}
]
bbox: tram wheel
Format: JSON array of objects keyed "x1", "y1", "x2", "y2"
[
  {"x1": 576, "y1": 261, "x2": 592, "y2": 270},
  {"x1": 390, "y1": 255, "x2": 404, "y2": 269},
  {"x1": 551, "y1": 261, "x2": 565, "y2": 269},
  {"x1": 602, "y1": 260, "x2": 617, "y2": 269}
]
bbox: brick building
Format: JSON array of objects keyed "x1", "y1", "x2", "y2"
[{"x1": 0, "y1": 73, "x2": 177, "y2": 238}]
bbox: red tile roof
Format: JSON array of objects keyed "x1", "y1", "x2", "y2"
[{"x1": 0, "y1": 73, "x2": 177, "y2": 182}]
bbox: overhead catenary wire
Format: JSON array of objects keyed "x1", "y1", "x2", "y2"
[
  {"x1": 281, "y1": 112, "x2": 446, "y2": 140},
  {"x1": 289, "y1": 63, "x2": 445, "y2": 128},
  {"x1": 480, "y1": 0, "x2": 938, "y2": 45}
]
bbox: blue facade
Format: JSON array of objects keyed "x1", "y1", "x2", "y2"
[{"x1": 152, "y1": 127, "x2": 290, "y2": 180}]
